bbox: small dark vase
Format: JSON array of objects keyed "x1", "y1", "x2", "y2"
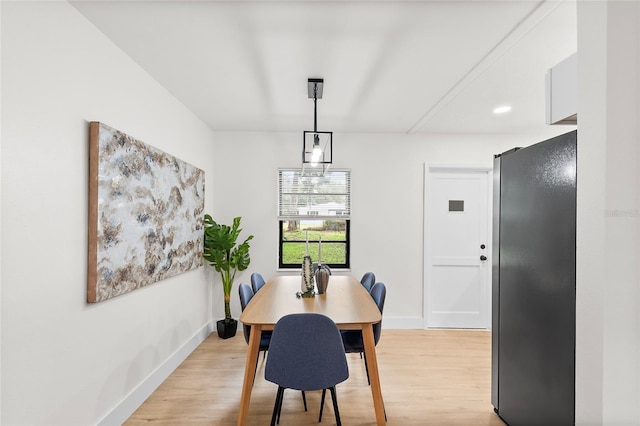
[
  {"x1": 217, "y1": 318, "x2": 238, "y2": 339},
  {"x1": 315, "y1": 265, "x2": 331, "y2": 294}
]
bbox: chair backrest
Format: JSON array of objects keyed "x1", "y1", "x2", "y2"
[
  {"x1": 238, "y1": 283, "x2": 254, "y2": 344},
  {"x1": 265, "y1": 313, "x2": 349, "y2": 391},
  {"x1": 360, "y1": 272, "x2": 376, "y2": 292},
  {"x1": 251, "y1": 272, "x2": 266, "y2": 293},
  {"x1": 370, "y1": 282, "x2": 386, "y2": 344}
]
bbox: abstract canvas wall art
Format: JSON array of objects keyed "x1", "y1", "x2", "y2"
[{"x1": 88, "y1": 122, "x2": 205, "y2": 303}]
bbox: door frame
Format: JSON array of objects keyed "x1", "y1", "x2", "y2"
[{"x1": 423, "y1": 164, "x2": 493, "y2": 329}]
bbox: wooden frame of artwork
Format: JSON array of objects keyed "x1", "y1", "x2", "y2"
[{"x1": 88, "y1": 122, "x2": 205, "y2": 303}]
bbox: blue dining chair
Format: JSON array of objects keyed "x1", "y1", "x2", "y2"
[
  {"x1": 251, "y1": 272, "x2": 266, "y2": 293},
  {"x1": 238, "y1": 283, "x2": 271, "y2": 361},
  {"x1": 239, "y1": 284, "x2": 307, "y2": 411},
  {"x1": 360, "y1": 272, "x2": 376, "y2": 292},
  {"x1": 341, "y1": 282, "x2": 386, "y2": 385},
  {"x1": 265, "y1": 313, "x2": 349, "y2": 426}
]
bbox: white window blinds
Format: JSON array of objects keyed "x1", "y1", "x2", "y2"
[{"x1": 278, "y1": 169, "x2": 351, "y2": 220}]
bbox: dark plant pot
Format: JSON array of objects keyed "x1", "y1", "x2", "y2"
[{"x1": 216, "y1": 318, "x2": 238, "y2": 339}]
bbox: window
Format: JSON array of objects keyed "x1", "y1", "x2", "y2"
[{"x1": 278, "y1": 169, "x2": 351, "y2": 269}]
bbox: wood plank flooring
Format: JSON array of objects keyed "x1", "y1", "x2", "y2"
[{"x1": 125, "y1": 329, "x2": 506, "y2": 425}]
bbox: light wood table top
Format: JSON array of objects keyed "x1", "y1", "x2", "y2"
[
  {"x1": 237, "y1": 275, "x2": 387, "y2": 425},
  {"x1": 240, "y1": 275, "x2": 381, "y2": 328}
]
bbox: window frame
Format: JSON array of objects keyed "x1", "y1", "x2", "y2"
[
  {"x1": 277, "y1": 168, "x2": 351, "y2": 270},
  {"x1": 278, "y1": 220, "x2": 350, "y2": 269}
]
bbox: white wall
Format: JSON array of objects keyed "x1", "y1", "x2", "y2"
[
  {"x1": 601, "y1": 3, "x2": 640, "y2": 419},
  {"x1": 0, "y1": 0, "x2": 3, "y2": 421},
  {"x1": 576, "y1": 1, "x2": 640, "y2": 425},
  {"x1": 575, "y1": 2, "x2": 606, "y2": 423},
  {"x1": 213, "y1": 129, "x2": 572, "y2": 328},
  {"x1": 1, "y1": 2, "x2": 216, "y2": 424},
  {"x1": 0, "y1": 0, "x2": 2, "y2": 421}
]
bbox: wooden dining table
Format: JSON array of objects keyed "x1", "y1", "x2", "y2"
[{"x1": 237, "y1": 274, "x2": 386, "y2": 425}]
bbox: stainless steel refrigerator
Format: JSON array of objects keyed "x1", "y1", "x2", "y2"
[{"x1": 491, "y1": 130, "x2": 577, "y2": 425}]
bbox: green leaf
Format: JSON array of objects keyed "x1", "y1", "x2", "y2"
[{"x1": 202, "y1": 215, "x2": 254, "y2": 319}]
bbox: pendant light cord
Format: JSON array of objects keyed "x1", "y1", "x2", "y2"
[{"x1": 313, "y1": 84, "x2": 318, "y2": 132}]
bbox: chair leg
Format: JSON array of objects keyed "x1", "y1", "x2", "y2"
[
  {"x1": 276, "y1": 387, "x2": 285, "y2": 425},
  {"x1": 270, "y1": 386, "x2": 284, "y2": 426},
  {"x1": 363, "y1": 352, "x2": 370, "y2": 385},
  {"x1": 319, "y1": 388, "x2": 327, "y2": 422},
  {"x1": 273, "y1": 388, "x2": 308, "y2": 424},
  {"x1": 329, "y1": 386, "x2": 342, "y2": 426}
]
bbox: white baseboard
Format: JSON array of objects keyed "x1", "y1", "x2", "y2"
[
  {"x1": 382, "y1": 316, "x2": 425, "y2": 329},
  {"x1": 97, "y1": 321, "x2": 214, "y2": 426}
]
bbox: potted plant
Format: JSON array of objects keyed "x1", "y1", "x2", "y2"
[{"x1": 203, "y1": 214, "x2": 254, "y2": 339}]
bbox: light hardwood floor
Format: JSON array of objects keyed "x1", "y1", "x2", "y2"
[{"x1": 125, "y1": 329, "x2": 506, "y2": 425}]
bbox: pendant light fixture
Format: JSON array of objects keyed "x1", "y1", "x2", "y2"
[{"x1": 302, "y1": 78, "x2": 332, "y2": 176}]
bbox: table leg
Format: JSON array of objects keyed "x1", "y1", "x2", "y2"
[
  {"x1": 362, "y1": 323, "x2": 386, "y2": 425},
  {"x1": 237, "y1": 324, "x2": 261, "y2": 426}
]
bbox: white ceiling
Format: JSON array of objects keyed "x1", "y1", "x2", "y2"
[{"x1": 71, "y1": 0, "x2": 577, "y2": 135}]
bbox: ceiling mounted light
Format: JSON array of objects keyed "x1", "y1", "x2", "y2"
[
  {"x1": 302, "y1": 78, "x2": 332, "y2": 176},
  {"x1": 493, "y1": 105, "x2": 512, "y2": 114}
]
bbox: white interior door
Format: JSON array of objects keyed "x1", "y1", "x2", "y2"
[{"x1": 425, "y1": 167, "x2": 491, "y2": 329}]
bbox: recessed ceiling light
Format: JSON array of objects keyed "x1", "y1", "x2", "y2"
[{"x1": 493, "y1": 105, "x2": 512, "y2": 114}]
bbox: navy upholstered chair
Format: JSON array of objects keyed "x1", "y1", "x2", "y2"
[
  {"x1": 341, "y1": 282, "x2": 386, "y2": 385},
  {"x1": 360, "y1": 272, "x2": 376, "y2": 292},
  {"x1": 265, "y1": 313, "x2": 349, "y2": 426},
  {"x1": 238, "y1": 283, "x2": 271, "y2": 360},
  {"x1": 250, "y1": 272, "x2": 266, "y2": 293}
]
